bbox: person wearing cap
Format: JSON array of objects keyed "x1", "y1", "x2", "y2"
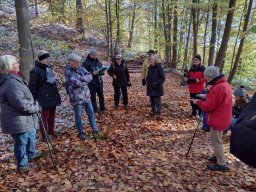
[
  {"x1": 146, "y1": 54, "x2": 165, "y2": 119},
  {"x1": 185, "y1": 54, "x2": 206, "y2": 117},
  {"x1": 29, "y1": 50, "x2": 61, "y2": 141},
  {"x1": 141, "y1": 50, "x2": 156, "y2": 86},
  {"x1": 226, "y1": 86, "x2": 250, "y2": 132},
  {"x1": 107, "y1": 54, "x2": 131, "y2": 110},
  {"x1": 82, "y1": 47, "x2": 106, "y2": 115},
  {"x1": 0, "y1": 55, "x2": 42, "y2": 172},
  {"x1": 65, "y1": 53, "x2": 99, "y2": 141},
  {"x1": 191, "y1": 66, "x2": 232, "y2": 172}
]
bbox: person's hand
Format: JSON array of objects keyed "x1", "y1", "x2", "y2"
[
  {"x1": 142, "y1": 79, "x2": 146, "y2": 86},
  {"x1": 196, "y1": 79, "x2": 200, "y2": 83},
  {"x1": 93, "y1": 71, "x2": 99, "y2": 75},
  {"x1": 188, "y1": 78, "x2": 197, "y2": 83},
  {"x1": 190, "y1": 99, "x2": 198, "y2": 105},
  {"x1": 184, "y1": 77, "x2": 188, "y2": 81},
  {"x1": 113, "y1": 75, "x2": 117, "y2": 79},
  {"x1": 127, "y1": 82, "x2": 131, "y2": 87},
  {"x1": 196, "y1": 94, "x2": 206, "y2": 99}
]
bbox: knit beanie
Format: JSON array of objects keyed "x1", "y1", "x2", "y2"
[
  {"x1": 194, "y1": 54, "x2": 201, "y2": 61},
  {"x1": 204, "y1": 66, "x2": 220, "y2": 79},
  {"x1": 233, "y1": 87, "x2": 246, "y2": 97},
  {"x1": 115, "y1": 47, "x2": 122, "y2": 54},
  {"x1": 37, "y1": 50, "x2": 50, "y2": 61},
  {"x1": 89, "y1": 47, "x2": 97, "y2": 55}
]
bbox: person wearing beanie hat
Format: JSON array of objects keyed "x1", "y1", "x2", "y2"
[
  {"x1": 191, "y1": 66, "x2": 232, "y2": 172},
  {"x1": 83, "y1": 47, "x2": 106, "y2": 115},
  {"x1": 29, "y1": 50, "x2": 61, "y2": 141},
  {"x1": 107, "y1": 52, "x2": 131, "y2": 110},
  {"x1": 185, "y1": 54, "x2": 206, "y2": 117}
]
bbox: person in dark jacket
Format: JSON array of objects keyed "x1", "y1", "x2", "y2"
[
  {"x1": 0, "y1": 55, "x2": 42, "y2": 172},
  {"x1": 146, "y1": 54, "x2": 165, "y2": 119},
  {"x1": 29, "y1": 50, "x2": 61, "y2": 141},
  {"x1": 185, "y1": 55, "x2": 206, "y2": 117},
  {"x1": 82, "y1": 47, "x2": 106, "y2": 115},
  {"x1": 191, "y1": 66, "x2": 232, "y2": 172},
  {"x1": 107, "y1": 54, "x2": 131, "y2": 110}
]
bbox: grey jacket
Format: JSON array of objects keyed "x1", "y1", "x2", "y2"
[{"x1": 0, "y1": 73, "x2": 40, "y2": 134}]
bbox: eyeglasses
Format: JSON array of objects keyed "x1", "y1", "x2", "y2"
[{"x1": 116, "y1": 58, "x2": 121, "y2": 60}]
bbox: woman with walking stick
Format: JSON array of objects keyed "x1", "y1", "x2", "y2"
[{"x1": 0, "y1": 55, "x2": 42, "y2": 172}]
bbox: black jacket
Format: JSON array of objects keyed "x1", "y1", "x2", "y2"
[
  {"x1": 107, "y1": 60, "x2": 130, "y2": 87},
  {"x1": 146, "y1": 63, "x2": 165, "y2": 97},
  {"x1": 230, "y1": 93, "x2": 256, "y2": 168},
  {"x1": 82, "y1": 55, "x2": 104, "y2": 88},
  {"x1": 29, "y1": 60, "x2": 61, "y2": 109}
]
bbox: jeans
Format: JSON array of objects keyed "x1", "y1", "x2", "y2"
[
  {"x1": 114, "y1": 86, "x2": 128, "y2": 106},
  {"x1": 89, "y1": 86, "x2": 106, "y2": 113},
  {"x1": 73, "y1": 100, "x2": 99, "y2": 134},
  {"x1": 11, "y1": 128, "x2": 36, "y2": 169},
  {"x1": 150, "y1": 96, "x2": 162, "y2": 115},
  {"x1": 39, "y1": 107, "x2": 56, "y2": 138},
  {"x1": 202, "y1": 111, "x2": 210, "y2": 130},
  {"x1": 227, "y1": 117, "x2": 238, "y2": 131}
]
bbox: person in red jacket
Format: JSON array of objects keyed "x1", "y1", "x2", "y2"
[
  {"x1": 185, "y1": 55, "x2": 206, "y2": 117},
  {"x1": 191, "y1": 66, "x2": 232, "y2": 172}
]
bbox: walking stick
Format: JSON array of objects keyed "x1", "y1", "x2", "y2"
[
  {"x1": 186, "y1": 115, "x2": 202, "y2": 156},
  {"x1": 36, "y1": 113, "x2": 57, "y2": 169}
]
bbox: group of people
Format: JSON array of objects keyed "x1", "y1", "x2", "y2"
[
  {"x1": 0, "y1": 47, "x2": 166, "y2": 172},
  {"x1": 0, "y1": 47, "x2": 253, "y2": 173}
]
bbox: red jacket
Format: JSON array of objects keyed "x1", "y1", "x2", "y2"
[
  {"x1": 198, "y1": 76, "x2": 232, "y2": 131},
  {"x1": 188, "y1": 64, "x2": 206, "y2": 93}
]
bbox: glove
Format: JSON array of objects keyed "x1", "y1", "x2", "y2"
[
  {"x1": 142, "y1": 79, "x2": 146, "y2": 86},
  {"x1": 196, "y1": 94, "x2": 206, "y2": 99},
  {"x1": 187, "y1": 78, "x2": 197, "y2": 84},
  {"x1": 127, "y1": 82, "x2": 131, "y2": 87}
]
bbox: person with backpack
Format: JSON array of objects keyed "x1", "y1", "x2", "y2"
[
  {"x1": 0, "y1": 55, "x2": 42, "y2": 172},
  {"x1": 29, "y1": 50, "x2": 61, "y2": 141},
  {"x1": 146, "y1": 54, "x2": 165, "y2": 120},
  {"x1": 82, "y1": 47, "x2": 107, "y2": 115},
  {"x1": 65, "y1": 53, "x2": 99, "y2": 141},
  {"x1": 191, "y1": 66, "x2": 232, "y2": 172},
  {"x1": 107, "y1": 54, "x2": 131, "y2": 110}
]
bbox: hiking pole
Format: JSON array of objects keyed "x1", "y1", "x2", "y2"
[
  {"x1": 36, "y1": 113, "x2": 57, "y2": 169},
  {"x1": 186, "y1": 115, "x2": 202, "y2": 156}
]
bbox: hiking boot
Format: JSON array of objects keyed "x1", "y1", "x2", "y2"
[
  {"x1": 202, "y1": 127, "x2": 210, "y2": 132},
  {"x1": 78, "y1": 133, "x2": 86, "y2": 141},
  {"x1": 92, "y1": 132, "x2": 99, "y2": 142},
  {"x1": 209, "y1": 155, "x2": 217, "y2": 163},
  {"x1": 156, "y1": 114, "x2": 162, "y2": 120},
  {"x1": 17, "y1": 165, "x2": 32, "y2": 173},
  {"x1": 28, "y1": 151, "x2": 43, "y2": 162},
  {"x1": 208, "y1": 163, "x2": 227, "y2": 172}
]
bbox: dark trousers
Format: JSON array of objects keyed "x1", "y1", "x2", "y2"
[
  {"x1": 114, "y1": 86, "x2": 128, "y2": 106},
  {"x1": 39, "y1": 107, "x2": 56, "y2": 138},
  {"x1": 190, "y1": 93, "x2": 202, "y2": 116},
  {"x1": 90, "y1": 86, "x2": 106, "y2": 113},
  {"x1": 150, "y1": 96, "x2": 162, "y2": 115}
]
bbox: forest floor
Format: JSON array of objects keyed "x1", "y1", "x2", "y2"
[{"x1": 0, "y1": 72, "x2": 255, "y2": 192}]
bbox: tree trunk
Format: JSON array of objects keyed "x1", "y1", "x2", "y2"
[
  {"x1": 228, "y1": 0, "x2": 253, "y2": 83},
  {"x1": 192, "y1": 0, "x2": 198, "y2": 56},
  {"x1": 35, "y1": 0, "x2": 39, "y2": 16},
  {"x1": 214, "y1": 0, "x2": 236, "y2": 68},
  {"x1": 202, "y1": 7, "x2": 209, "y2": 65},
  {"x1": 128, "y1": 1, "x2": 136, "y2": 48},
  {"x1": 208, "y1": 0, "x2": 218, "y2": 66},
  {"x1": 76, "y1": 0, "x2": 85, "y2": 34},
  {"x1": 167, "y1": 4, "x2": 172, "y2": 64},
  {"x1": 115, "y1": 0, "x2": 120, "y2": 47},
  {"x1": 162, "y1": 0, "x2": 170, "y2": 65},
  {"x1": 177, "y1": 7, "x2": 186, "y2": 67},
  {"x1": 108, "y1": 0, "x2": 113, "y2": 55},
  {"x1": 154, "y1": 0, "x2": 158, "y2": 49},
  {"x1": 183, "y1": 19, "x2": 192, "y2": 69},
  {"x1": 15, "y1": 0, "x2": 33, "y2": 82},
  {"x1": 105, "y1": 0, "x2": 110, "y2": 57},
  {"x1": 171, "y1": 0, "x2": 178, "y2": 68}
]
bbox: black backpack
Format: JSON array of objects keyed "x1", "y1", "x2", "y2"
[{"x1": 230, "y1": 93, "x2": 256, "y2": 168}]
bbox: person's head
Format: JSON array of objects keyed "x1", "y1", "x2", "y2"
[
  {"x1": 204, "y1": 66, "x2": 220, "y2": 82},
  {"x1": 37, "y1": 50, "x2": 50, "y2": 64},
  {"x1": 114, "y1": 47, "x2": 122, "y2": 55},
  {"x1": 148, "y1": 54, "x2": 158, "y2": 65},
  {"x1": 0, "y1": 55, "x2": 19, "y2": 75},
  {"x1": 68, "y1": 53, "x2": 81, "y2": 68},
  {"x1": 233, "y1": 87, "x2": 246, "y2": 101},
  {"x1": 115, "y1": 54, "x2": 122, "y2": 64},
  {"x1": 147, "y1": 49, "x2": 155, "y2": 58},
  {"x1": 88, "y1": 47, "x2": 97, "y2": 60},
  {"x1": 193, "y1": 55, "x2": 201, "y2": 66}
]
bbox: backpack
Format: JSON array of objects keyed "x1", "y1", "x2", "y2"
[{"x1": 230, "y1": 93, "x2": 256, "y2": 167}]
